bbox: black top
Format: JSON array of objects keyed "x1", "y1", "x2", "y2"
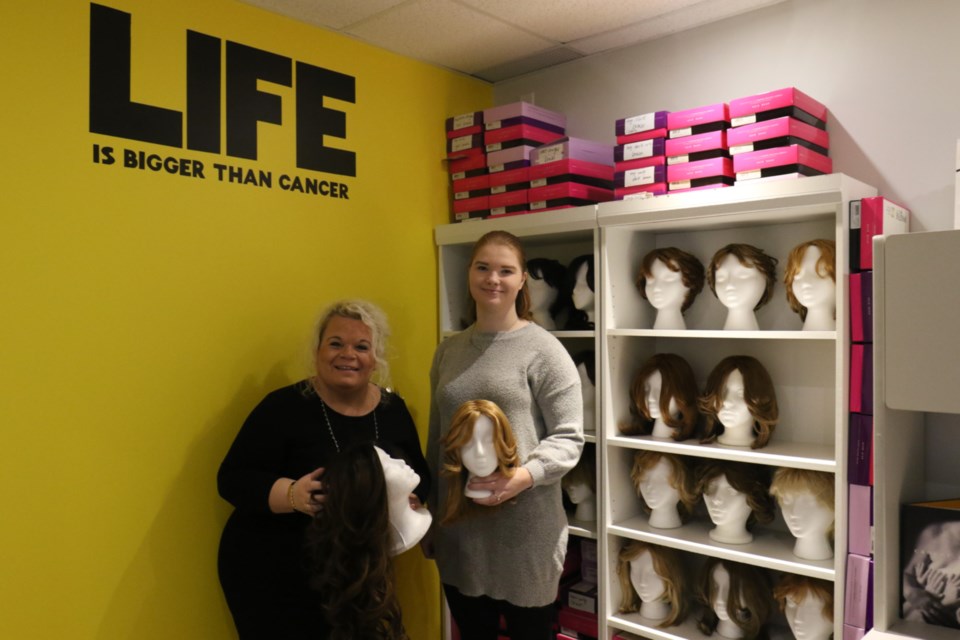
[{"x1": 217, "y1": 380, "x2": 429, "y2": 639}]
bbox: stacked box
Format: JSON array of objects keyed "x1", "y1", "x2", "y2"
[
  {"x1": 488, "y1": 166, "x2": 530, "y2": 217},
  {"x1": 729, "y1": 88, "x2": 831, "y2": 184},
  {"x1": 509, "y1": 137, "x2": 614, "y2": 213},
  {"x1": 666, "y1": 103, "x2": 733, "y2": 192},
  {"x1": 485, "y1": 101, "x2": 566, "y2": 174},
  {"x1": 614, "y1": 111, "x2": 669, "y2": 199},
  {"x1": 446, "y1": 110, "x2": 489, "y2": 221}
]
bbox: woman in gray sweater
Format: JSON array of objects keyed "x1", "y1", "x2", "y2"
[{"x1": 426, "y1": 230, "x2": 584, "y2": 640}]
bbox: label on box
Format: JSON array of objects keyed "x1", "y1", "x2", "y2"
[
  {"x1": 454, "y1": 192, "x2": 469, "y2": 200},
  {"x1": 737, "y1": 170, "x2": 762, "y2": 180},
  {"x1": 671, "y1": 127, "x2": 693, "y2": 138},
  {"x1": 486, "y1": 142, "x2": 503, "y2": 152},
  {"x1": 667, "y1": 154, "x2": 689, "y2": 165},
  {"x1": 453, "y1": 113, "x2": 477, "y2": 129},
  {"x1": 531, "y1": 178, "x2": 547, "y2": 187},
  {"x1": 451, "y1": 171, "x2": 466, "y2": 180},
  {"x1": 730, "y1": 144, "x2": 754, "y2": 155},
  {"x1": 451, "y1": 135, "x2": 475, "y2": 152},
  {"x1": 536, "y1": 144, "x2": 565, "y2": 163},
  {"x1": 485, "y1": 119, "x2": 504, "y2": 130},
  {"x1": 567, "y1": 581, "x2": 598, "y2": 613},
  {"x1": 625, "y1": 166, "x2": 656, "y2": 187},
  {"x1": 490, "y1": 185, "x2": 506, "y2": 194},
  {"x1": 669, "y1": 180, "x2": 693, "y2": 190},
  {"x1": 530, "y1": 200, "x2": 546, "y2": 210},
  {"x1": 625, "y1": 113, "x2": 656, "y2": 135},
  {"x1": 732, "y1": 115, "x2": 758, "y2": 127},
  {"x1": 623, "y1": 139, "x2": 654, "y2": 160}
]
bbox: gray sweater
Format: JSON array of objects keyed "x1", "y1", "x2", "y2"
[{"x1": 427, "y1": 322, "x2": 584, "y2": 606}]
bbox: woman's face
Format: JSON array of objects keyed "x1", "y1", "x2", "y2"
[
  {"x1": 571, "y1": 261, "x2": 594, "y2": 311},
  {"x1": 629, "y1": 549, "x2": 666, "y2": 602},
  {"x1": 646, "y1": 258, "x2": 688, "y2": 311},
  {"x1": 784, "y1": 590, "x2": 833, "y2": 640},
  {"x1": 718, "y1": 369, "x2": 753, "y2": 432},
  {"x1": 315, "y1": 316, "x2": 376, "y2": 393},
  {"x1": 460, "y1": 414, "x2": 498, "y2": 477},
  {"x1": 779, "y1": 489, "x2": 833, "y2": 539},
  {"x1": 704, "y1": 473, "x2": 752, "y2": 528},
  {"x1": 469, "y1": 243, "x2": 525, "y2": 315},
  {"x1": 643, "y1": 369, "x2": 678, "y2": 420},
  {"x1": 714, "y1": 253, "x2": 766, "y2": 310},
  {"x1": 376, "y1": 447, "x2": 420, "y2": 500},
  {"x1": 791, "y1": 245, "x2": 835, "y2": 310},
  {"x1": 639, "y1": 457, "x2": 678, "y2": 509}
]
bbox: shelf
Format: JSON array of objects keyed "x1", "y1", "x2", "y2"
[
  {"x1": 864, "y1": 622, "x2": 960, "y2": 640},
  {"x1": 606, "y1": 328, "x2": 835, "y2": 340},
  {"x1": 567, "y1": 514, "x2": 599, "y2": 539},
  {"x1": 609, "y1": 613, "x2": 713, "y2": 640},
  {"x1": 435, "y1": 204, "x2": 596, "y2": 245},
  {"x1": 609, "y1": 517, "x2": 835, "y2": 580}
]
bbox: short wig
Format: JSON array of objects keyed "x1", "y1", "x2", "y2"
[
  {"x1": 622, "y1": 353, "x2": 700, "y2": 441},
  {"x1": 784, "y1": 239, "x2": 836, "y2": 321},
  {"x1": 707, "y1": 244, "x2": 779, "y2": 310},
  {"x1": 693, "y1": 460, "x2": 775, "y2": 530},
  {"x1": 630, "y1": 451, "x2": 697, "y2": 521},
  {"x1": 769, "y1": 467, "x2": 835, "y2": 539},
  {"x1": 772, "y1": 574, "x2": 834, "y2": 623},
  {"x1": 637, "y1": 247, "x2": 706, "y2": 312}
]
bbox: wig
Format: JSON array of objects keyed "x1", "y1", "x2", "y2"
[
  {"x1": 616, "y1": 540, "x2": 688, "y2": 627},
  {"x1": 707, "y1": 244, "x2": 779, "y2": 310},
  {"x1": 630, "y1": 451, "x2": 698, "y2": 521},
  {"x1": 304, "y1": 442, "x2": 407, "y2": 640},
  {"x1": 637, "y1": 247, "x2": 706, "y2": 312},
  {"x1": 699, "y1": 355, "x2": 779, "y2": 449},
  {"x1": 565, "y1": 253, "x2": 596, "y2": 330},
  {"x1": 693, "y1": 460, "x2": 775, "y2": 530},
  {"x1": 562, "y1": 449, "x2": 597, "y2": 493},
  {"x1": 312, "y1": 299, "x2": 393, "y2": 388},
  {"x1": 697, "y1": 558, "x2": 772, "y2": 639},
  {"x1": 527, "y1": 257, "x2": 569, "y2": 321},
  {"x1": 773, "y1": 574, "x2": 834, "y2": 623},
  {"x1": 622, "y1": 353, "x2": 700, "y2": 440},
  {"x1": 469, "y1": 230, "x2": 533, "y2": 320},
  {"x1": 439, "y1": 399, "x2": 519, "y2": 525},
  {"x1": 784, "y1": 239, "x2": 837, "y2": 321},
  {"x1": 769, "y1": 468, "x2": 836, "y2": 538},
  {"x1": 573, "y1": 349, "x2": 596, "y2": 386}
]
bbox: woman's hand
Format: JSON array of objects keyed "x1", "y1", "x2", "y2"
[
  {"x1": 290, "y1": 467, "x2": 326, "y2": 516},
  {"x1": 468, "y1": 467, "x2": 533, "y2": 506}
]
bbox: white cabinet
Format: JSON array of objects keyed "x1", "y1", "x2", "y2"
[
  {"x1": 868, "y1": 230, "x2": 960, "y2": 640},
  {"x1": 597, "y1": 174, "x2": 875, "y2": 639}
]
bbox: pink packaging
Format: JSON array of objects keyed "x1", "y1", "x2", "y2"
[
  {"x1": 844, "y1": 554, "x2": 874, "y2": 628},
  {"x1": 449, "y1": 153, "x2": 486, "y2": 174},
  {"x1": 447, "y1": 133, "x2": 484, "y2": 158},
  {"x1": 665, "y1": 130, "x2": 728, "y2": 165},
  {"x1": 733, "y1": 145, "x2": 833, "y2": 176},
  {"x1": 531, "y1": 137, "x2": 614, "y2": 166},
  {"x1": 669, "y1": 181, "x2": 734, "y2": 193},
  {"x1": 729, "y1": 87, "x2": 827, "y2": 125},
  {"x1": 615, "y1": 165, "x2": 667, "y2": 188},
  {"x1": 528, "y1": 182, "x2": 613, "y2": 212},
  {"x1": 488, "y1": 167, "x2": 529, "y2": 193},
  {"x1": 615, "y1": 155, "x2": 666, "y2": 173},
  {"x1": 843, "y1": 625, "x2": 866, "y2": 640},
  {"x1": 727, "y1": 116, "x2": 830, "y2": 154},
  {"x1": 483, "y1": 101, "x2": 566, "y2": 131},
  {"x1": 667, "y1": 157, "x2": 733, "y2": 183},
  {"x1": 859, "y1": 196, "x2": 910, "y2": 270},
  {"x1": 617, "y1": 127, "x2": 668, "y2": 145},
  {"x1": 452, "y1": 194, "x2": 489, "y2": 214},
  {"x1": 487, "y1": 145, "x2": 536, "y2": 170},
  {"x1": 529, "y1": 159, "x2": 614, "y2": 184},
  {"x1": 848, "y1": 484, "x2": 873, "y2": 556},
  {"x1": 484, "y1": 123, "x2": 563, "y2": 149},
  {"x1": 616, "y1": 183, "x2": 667, "y2": 199},
  {"x1": 667, "y1": 103, "x2": 729, "y2": 136},
  {"x1": 451, "y1": 173, "x2": 490, "y2": 197},
  {"x1": 489, "y1": 189, "x2": 528, "y2": 216}
]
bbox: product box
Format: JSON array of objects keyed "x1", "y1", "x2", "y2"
[
  {"x1": 844, "y1": 553, "x2": 874, "y2": 628},
  {"x1": 566, "y1": 580, "x2": 598, "y2": 614},
  {"x1": 616, "y1": 110, "x2": 669, "y2": 137},
  {"x1": 449, "y1": 153, "x2": 487, "y2": 175},
  {"x1": 488, "y1": 166, "x2": 529, "y2": 194},
  {"x1": 452, "y1": 194, "x2": 489, "y2": 216},
  {"x1": 667, "y1": 102, "x2": 730, "y2": 138},
  {"x1": 848, "y1": 413, "x2": 874, "y2": 486},
  {"x1": 484, "y1": 123, "x2": 563, "y2": 152},
  {"x1": 528, "y1": 182, "x2": 613, "y2": 212},
  {"x1": 529, "y1": 159, "x2": 614, "y2": 190},
  {"x1": 843, "y1": 624, "x2": 867, "y2": 640},
  {"x1": 532, "y1": 137, "x2": 614, "y2": 166},
  {"x1": 615, "y1": 155, "x2": 667, "y2": 173},
  {"x1": 733, "y1": 144, "x2": 833, "y2": 179},
  {"x1": 487, "y1": 145, "x2": 536, "y2": 171},
  {"x1": 446, "y1": 110, "x2": 483, "y2": 135},
  {"x1": 849, "y1": 344, "x2": 874, "y2": 415},
  {"x1": 616, "y1": 183, "x2": 668, "y2": 199},
  {"x1": 617, "y1": 127, "x2": 669, "y2": 145},
  {"x1": 849, "y1": 198, "x2": 863, "y2": 272},
  {"x1": 615, "y1": 165, "x2": 667, "y2": 189},
  {"x1": 488, "y1": 189, "x2": 528, "y2": 216},
  {"x1": 484, "y1": 115, "x2": 565, "y2": 135},
  {"x1": 615, "y1": 137, "x2": 666, "y2": 163},
  {"x1": 667, "y1": 156, "x2": 734, "y2": 183},
  {"x1": 665, "y1": 130, "x2": 728, "y2": 165},
  {"x1": 849, "y1": 484, "x2": 873, "y2": 556},
  {"x1": 669, "y1": 177, "x2": 735, "y2": 192},
  {"x1": 859, "y1": 196, "x2": 910, "y2": 270},
  {"x1": 849, "y1": 271, "x2": 873, "y2": 343},
  {"x1": 452, "y1": 173, "x2": 490, "y2": 200},
  {"x1": 557, "y1": 606, "x2": 598, "y2": 638},
  {"x1": 447, "y1": 133, "x2": 484, "y2": 158},
  {"x1": 900, "y1": 499, "x2": 960, "y2": 630},
  {"x1": 727, "y1": 116, "x2": 830, "y2": 155},
  {"x1": 483, "y1": 101, "x2": 566, "y2": 132},
  {"x1": 729, "y1": 87, "x2": 828, "y2": 129}
]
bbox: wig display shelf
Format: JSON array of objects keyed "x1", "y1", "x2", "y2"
[
  {"x1": 606, "y1": 328, "x2": 835, "y2": 340},
  {"x1": 865, "y1": 624, "x2": 960, "y2": 640},
  {"x1": 609, "y1": 611, "x2": 794, "y2": 640},
  {"x1": 567, "y1": 514, "x2": 598, "y2": 539}
]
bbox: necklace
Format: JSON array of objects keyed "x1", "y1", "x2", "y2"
[{"x1": 318, "y1": 395, "x2": 379, "y2": 453}]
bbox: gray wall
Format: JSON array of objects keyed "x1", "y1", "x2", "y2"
[{"x1": 495, "y1": 0, "x2": 960, "y2": 232}]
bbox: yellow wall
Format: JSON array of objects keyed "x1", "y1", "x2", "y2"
[{"x1": 0, "y1": 2, "x2": 490, "y2": 637}]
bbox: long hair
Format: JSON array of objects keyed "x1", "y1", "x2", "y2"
[
  {"x1": 707, "y1": 244, "x2": 779, "y2": 310},
  {"x1": 784, "y1": 239, "x2": 836, "y2": 321},
  {"x1": 304, "y1": 443, "x2": 407, "y2": 640},
  {"x1": 637, "y1": 247, "x2": 706, "y2": 312},
  {"x1": 697, "y1": 558, "x2": 771, "y2": 639},
  {"x1": 693, "y1": 460, "x2": 775, "y2": 530},
  {"x1": 469, "y1": 230, "x2": 532, "y2": 320},
  {"x1": 629, "y1": 451, "x2": 697, "y2": 521},
  {"x1": 699, "y1": 355, "x2": 778, "y2": 449},
  {"x1": 440, "y1": 399, "x2": 519, "y2": 525},
  {"x1": 622, "y1": 353, "x2": 700, "y2": 440},
  {"x1": 616, "y1": 540, "x2": 688, "y2": 627},
  {"x1": 527, "y1": 257, "x2": 569, "y2": 320}
]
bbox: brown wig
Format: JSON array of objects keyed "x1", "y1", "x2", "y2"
[
  {"x1": 697, "y1": 558, "x2": 772, "y2": 639},
  {"x1": 693, "y1": 460, "x2": 775, "y2": 530},
  {"x1": 304, "y1": 442, "x2": 407, "y2": 640},
  {"x1": 616, "y1": 540, "x2": 688, "y2": 627},
  {"x1": 527, "y1": 257, "x2": 569, "y2": 320},
  {"x1": 699, "y1": 355, "x2": 778, "y2": 449},
  {"x1": 439, "y1": 399, "x2": 519, "y2": 525},
  {"x1": 637, "y1": 247, "x2": 706, "y2": 312},
  {"x1": 629, "y1": 451, "x2": 698, "y2": 521},
  {"x1": 772, "y1": 574, "x2": 834, "y2": 623},
  {"x1": 622, "y1": 353, "x2": 700, "y2": 440},
  {"x1": 784, "y1": 239, "x2": 836, "y2": 321},
  {"x1": 769, "y1": 467, "x2": 836, "y2": 539},
  {"x1": 469, "y1": 230, "x2": 533, "y2": 320},
  {"x1": 707, "y1": 244, "x2": 779, "y2": 310}
]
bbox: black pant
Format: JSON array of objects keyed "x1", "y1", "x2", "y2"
[{"x1": 443, "y1": 584, "x2": 556, "y2": 640}]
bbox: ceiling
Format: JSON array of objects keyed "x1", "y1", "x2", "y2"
[{"x1": 238, "y1": 0, "x2": 787, "y2": 82}]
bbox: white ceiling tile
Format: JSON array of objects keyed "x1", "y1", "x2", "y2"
[{"x1": 238, "y1": 0, "x2": 408, "y2": 31}]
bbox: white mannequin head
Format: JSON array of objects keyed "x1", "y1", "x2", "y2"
[
  {"x1": 710, "y1": 563, "x2": 743, "y2": 639},
  {"x1": 576, "y1": 355, "x2": 596, "y2": 432},
  {"x1": 375, "y1": 447, "x2": 432, "y2": 556},
  {"x1": 617, "y1": 540, "x2": 688, "y2": 627},
  {"x1": 644, "y1": 369, "x2": 681, "y2": 438},
  {"x1": 562, "y1": 452, "x2": 597, "y2": 522},
  {"x1": 785, "y1": 240, "x2": 837, "y2": 332},
  {"x1": 770, "y1": 468, "x2": 835, "y2": 560},
  {"x1": 461, "y1": 413, "x2": 497, "y2": 477},
  {"x1": 700, "y1": 559, "x2": 772, "y2": 640},
  {"x1": 703, "y1": 474, "x2": 754, "y2": 544},
  {"x1": 630, "y1": 548, "x2": 669, "y2": 620},
  {"x1": 646, "y1": 258, "x2": 689, "y2": 330},
  {"x1": 717, "y1": 369, "x2": 754, "y2": 447},
  {"x1": 774, "y1": 575, "x2": 834, "y2": 640},
  {"x1": 709, "y1": 244, "x2": 778, "y2": 331},
  {"x1": 572, "y1": 261, "x2": 594, "y2": 314},
  {"x1": 700, "y1": 355, "x2": 778, "y2": 450},
  {"x1": 638, "y1": 457, "x2": 682, "y2": 529},
  {"x1": 695, "y1": 461, "x2": 775, "y2": 546}
]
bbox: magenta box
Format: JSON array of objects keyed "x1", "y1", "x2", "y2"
[
  {"x1": 728, "y1": 116, "x2": 829, "y2": 153},
  {"x1": 532, "y1": 137, "x2": 614, "y2": 166},
  {"x1": 452, "y1": 173, "x2": 490, "y2": 195},
  {"x1": 670, "y1": 181, "x2": 734, "y2": 193},
  {"x1": 849, "y1": 344, "x2": 874, "y2": 415},
  {"x1": 848, "y1": 484, "x2": 873, "y2": 556},
  {"x1": 733, "y1": 145, "x2": 833, "y2": 175},
  {"x1": 667, "y1": 102, "x2": 729, "y2": 131},
  {"x1": 849, "y1": 271, "x2": 873, "y2": 343},
  {"x1": 616, "y1": 156, "x2": 666, "y2": 173},
  {"x1": 484, "y1": 115, "x2": 564, "y2": 135},
  {"x1": 449, "y1": 153, "x2": 486, "y2": 174},
  {"x1": 844, "y1": 554, "x2": 874, "y2": 628},
  {"x1": 489, "y1": 189, "x2": 528, "y2": 214},
  {"x1": 483, "y1": 101, "x2": 566, "y2": 131},
  {"x1": 616, "y1": 183, "x2": 667, "y2": 199},
  {"x1": 528, "y1": 182, "x2": 613, "y2": 204},
  {"x1": 452, "y1": 194, "x2": 488, "y2": 214},
  {"x1": 860, "y1": 196, "x2": 910, "y2": 270},
  {"x1": 665, "y1": 130, "x2": 727, "y2": 158},
  {"x1": 529, "y1": 158, "x2": 614, "y2": 183},
  {"x1": 730, "y1": 87, "x2": 827, "y2": 125},
  {"x1": 484, "y1": 123, "x2": 563, "y2": 147},
  {"x1": 615, "y1": 110, "x2": 669, "y2": 136},
  {"x1": 487, "y1": 145, "x2": 536, "y2": 169},
  {"x1": 446, "y1": 110, "x2": 483, "y2": 132},
  {"x1": 447, "y1": 134, "x2": 484, "y2": 158},
  {"x1": 667, "y1": 157, "x2": 733, "y2": 183},
  {"x1": 617, "y1": 127, "x2": 668, "y2": 145},
  {"x1": 488, "y1": 166, "x2": 529, "y2": 193},
  {"x1": 843, "y1": 625, "x2": 866, "y2": 640}
]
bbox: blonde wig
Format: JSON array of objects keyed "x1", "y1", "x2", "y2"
[
  {"x1": 616, "y1": 540, "x2": 688, "y2": 627},
  {"x1": 784, "y1": 239, "x2": 836, "y2": 321},
  {"x1": 697, "y1": 558, "x2": 772, "y2": 639},
  {"x1": 630, "y1": 451, "x2": 697, "y2": 521},
  {"x1": 622, "y1": 353, "x2": 700, "y2": 440},
  {"x1": 439, "y1": 399, "x2": 519, "y2": 525},
  {"x1": 693, "y1": 460, "x2": 775, "y2": 530},
  {"x1": 637, "y1": 247, "x2": 706, "y2": 312},
  {"x1": 707, "y1": 244, "x2": 779, "y2": 310},
  {"x1": 699, "y1": 355, "x2": 778, "y2": 449},
  {"x1": 772, "y1": 574, "x2": 834, "y2": 623},
  {"x1": 769, "y1": 468, "x2": 835, "y2": 539}
]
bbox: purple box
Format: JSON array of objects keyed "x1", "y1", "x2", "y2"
[
  {"x1": 615, "y1": 138, "x2": 666, "y2": 163},
  {"x1": 531, "y1": 137, "x2": 614, "y2": 166},
  {"x1": 445, "y1": 110, "x2": 483, "y2": 135},
  {"x1": 615, "y1": 165, "x2": 667, "y2": 189},
  {"x1": 848, "y1": 413, "x2": 874, "y2": 486},
  {"x1": 848, "y1": 484, "x2": 873, "y2": 556},
  {"x1": 844, "y1": 553, "x2": 874, "y2": 628},
  {"x1": 615, "y1": 110, "x2": 669, "y2": 136},
  {"x1": 487, "y1": 145, "x2": 537, "y2": 170},
  {"x1": 483, "y1": 102, "x2": 566, "y2": 131},
  {"x1": 843, "y1": 624, "x2": 866, "y2": 640}
]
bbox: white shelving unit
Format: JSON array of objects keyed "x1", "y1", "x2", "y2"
[
  {"x1": 597, "y1": 174, "x2": 876, "y2": 640},
  {"x1": 867, "y1": 230, "x2": 960, "y2": 640}
]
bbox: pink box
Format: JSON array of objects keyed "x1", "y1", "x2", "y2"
[
  {"x1": 667, "y1": 157, "x2": 733, "y2": 183},
  {"x1": 484, "y1": 123, "x2": 563, "y2": 150},
  {"x1": 487, "y1": 145, "x2": 536, "y2": 170},
  {"x1": 729, "y1": 87, "x2": 827, "y2": 127},
  {"x1": 616, "y1": 183, "x2": 667, "y2": 199},
  {"x1": 616, "y1": 155, "x2": 666, "y2": 173},
  {"x1": 483, "y1": 101, "x2": 566, "y2": 131},
  {"x1": 452, "y1": 173, "x2": 490, "y2": 198},
  {"x1": 531, "y1": 137, "x2": 614, "y2": 166},
  {"x1": 528, "y1": 182, "x2": 613, "y2": 211},
  {"x1": 667, "y1": 103, "x2": 729, "y2": 137},
  {"x1": 859, "y1": 196, "x2": 910, "y2": 270},
  {"x1": 452, "y1": 194, "x2": 489, "y2": 214},
  {"x1": 615, "y1": 137, "x2": 666, "y2": 162},
  {"x1": 848, "y1": 484, "x2": 873, "y2": 556},
  {"x1": 849, "y1": 344, "x2": 874, "y2": 415},
  {"x1": 665, "y1": 130, "x2": 728, "y2": 165},
  {"x1": 617, "y1": 127, "x2": 668, "y2": 145},
  {"x1": 849, "y1": 271, "x2": 873, "y2": 343},
  {"x1": 557, "y1": 606, "x2": 598, "y2": 638},
  {"x1": 615, "y1": 110, "x2": 669, "y2": 136},
  {"x1": 447, "y1": 133, "x2": 484, "y2": 158},
  {"x1": 669, "y1": 181, "x2": 734, "y2": 193},
  {"x1": 449, "y1": 153, "x2": 486, "y2": 174},
  {"x1": 733, "y1": 145, "x2": 833, "y2": 177},
  {"x1": 484, "y1": 115, "x2": 564, "y2": 135},
  {"x1": 844, "y1": 554, "x2": 874, "y2": 628},
  {"x1": 489, "y1": 189, "x2": 528, "y2": 216},
  {"x1": 728, "y1": 116, "x2": 830, "y2": 155},
  {"x1": 530, "y1": 159, "x2": 614, "y2": 190},
  {"x1": 488, "y1": 166, "x2": 529, "y2": 193}
]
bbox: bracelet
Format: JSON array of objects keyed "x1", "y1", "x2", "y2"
[{"x1": 287, "y1": 480, "x2": 298, "y2": 512}]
